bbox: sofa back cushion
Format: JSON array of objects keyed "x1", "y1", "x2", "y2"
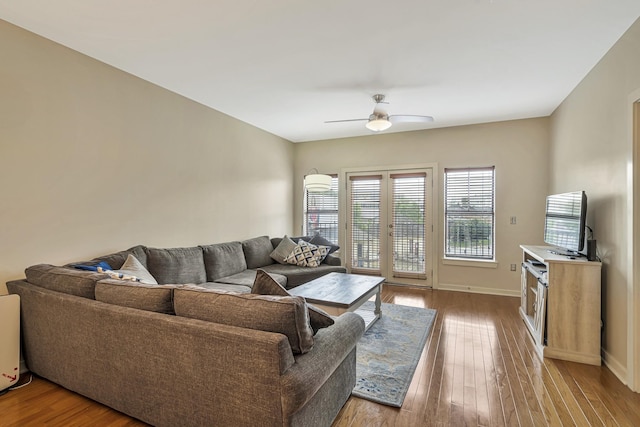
[
  {"x1": 145, "y1": 246, "x2": 206, "y2": 284},
  {"x1": 242, "y1": 236, "x2": 275, "y2": 269},
  {"x1": 95, "y1": 279, "x2": 176, "y2": 314},
  {"x1": 68, "y1": 245, "x2": 149, "y2": 271},
  {"x1": 25, "y1": 264, "x2": 107, "y2": 299},
  {"x1": 174, "y1": 288, "x2": 314, "y2": 354},
  {"x1": 201, "y1": 241, "x2": 247, "y2": 281}
]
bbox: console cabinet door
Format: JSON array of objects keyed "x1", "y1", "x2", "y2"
[
  {"x1": 533, "y1": 281, "x2": 547, "y2": 346},
  {"x1": 520, "y1": 266, "x2": 528, "y2": 314}
]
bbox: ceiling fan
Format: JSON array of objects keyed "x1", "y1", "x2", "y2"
[{"x1": 325, "y1": 94, "x2": 434, "y2": 132}]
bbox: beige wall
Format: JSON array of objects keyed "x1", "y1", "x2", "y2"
[
  {"x1": 549, "y1": 17, "x2": 640, "y2": 379},
  {"x1": 294, "y1": 117, "x2": 550, "y2": 295},
  {"x1": 5, "y1": 8, "x2": 636, "y2": 387},
  {"x1": 0, "y1": 20, "x2": 294, "y2": 294}
]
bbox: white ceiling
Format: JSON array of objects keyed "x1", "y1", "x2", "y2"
[{"x1": 1, "y1": 1, "x2": 640, "y2": 143}]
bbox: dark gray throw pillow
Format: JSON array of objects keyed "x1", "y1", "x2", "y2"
[
  {"x1": 252, "y1": 269, "x2": 334, "y2": 333},
  {"x1": 309, "y1": 234, "x2": 339, "y2": 255}
]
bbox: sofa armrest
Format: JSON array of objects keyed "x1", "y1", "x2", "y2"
[
  {"x1": 323, "y1": 253, "x2": 342, "y2": 266},
  {"x1": 280, "y1": 312, "x2": 365, "y2": 415}
]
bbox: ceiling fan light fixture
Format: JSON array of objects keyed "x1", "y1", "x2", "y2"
[
  {"x1": 365, "y1": 118, "x2": 392, "y2": 132},
  {"x1": 326, "y1": 94, "x2": 433, "y2": 132}
]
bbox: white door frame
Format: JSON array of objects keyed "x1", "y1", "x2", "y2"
[
  {"x1": 629, "y1": 92, "x2": 640, "y2": 392},
  {"x1": 340, "y1": 162, "x2": 438, "y2": 287}
]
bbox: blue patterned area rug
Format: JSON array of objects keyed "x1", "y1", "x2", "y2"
[{"x1": 352, "y1": 301, "x2": 437, "y2": 407}]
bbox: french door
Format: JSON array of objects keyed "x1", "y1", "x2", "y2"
[{"x1": 346, "y1": 168, "x2": 433, "y2": 286}]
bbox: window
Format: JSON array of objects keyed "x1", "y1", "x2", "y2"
[
  {"x1": 304, "y1": 175, "x2": 338, "y2": 244},
  {"x1": 444, "y1": 167, "x2": 495, "y2": 260}
]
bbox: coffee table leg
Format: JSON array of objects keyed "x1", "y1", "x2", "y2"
[{"x1": 374, "y1": 284, "x2": 382, "y2": 318}]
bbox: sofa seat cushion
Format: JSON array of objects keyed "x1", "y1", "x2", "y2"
[
  {"x1": 145, "y1": 246, "x2": 206, "y2": 284},
  {"x1": 259, "y1": 264, "x2": 347, "y2": 289},
  {"x1": 215, "y1": 270, "x2": 287, "y2": 288},
  {"x1": 201, "y1": 241, "x2": 247, "y2": 281},
  {"x1": 323, "y1": 254, "x2": 342, "y2": 266},
  {"x1": 95, "y1": 279, "x2": 177, "y2": 314},
  {"x1": 25, "y1": 264, "x2": 108, "y2": 299},
  {"x1": 242, "y1": 236, "x2": 275, "y2": 269},
  {"x1": 252, "y1": 270, "x2": 334, "y2": 334},
  {"x1": 174, "y1": 288, "x2": 314, "y2": 354}
]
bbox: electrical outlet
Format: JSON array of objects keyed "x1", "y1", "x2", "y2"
[
  {"x1": 510, "y1": 264, "x2": 517, "y2": 271},
  {"x1": 510, "y1": 216, "x2": 517, "y2": 225}
]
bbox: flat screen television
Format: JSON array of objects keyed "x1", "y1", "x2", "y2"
[{"x1": 543, "y1": 191, "x2": 587, "y2": 256}]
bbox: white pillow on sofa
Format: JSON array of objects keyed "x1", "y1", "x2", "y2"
[{"x1": 98, "y1": 254, "x2": 158, "y2": 285}]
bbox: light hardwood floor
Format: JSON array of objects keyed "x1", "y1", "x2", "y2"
[
  {"x1": 335, "y1": 286, "x2": 640, "y2": 427},
  {"x1": 1, "y1": 285, "x2": 639, "y2": 426}
]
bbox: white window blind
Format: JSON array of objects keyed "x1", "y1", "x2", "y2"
[
  {"x1": 391, "y1": 173, "x2": 427, "y2": 277},
  {"x1": 349, "y1": 175, "x2": 382, "y2": 273},
  {"x1": 444, "y1": 167, "x2": 495, "y2": 259},
  {"x1": 304, "y1": 175, "x2": 338, "y2": 244}
]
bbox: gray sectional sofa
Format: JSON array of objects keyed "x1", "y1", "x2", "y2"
[
  {"x1": 83, "y1": 235, "x2": 346, "y2": 291},
  {"x1": 7, "y1": 235, "x2": 363, "y2": 427}
]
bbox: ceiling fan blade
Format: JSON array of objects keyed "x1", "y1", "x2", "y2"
[
  {"x1": 389, "y1": 114, "x2": 434, "y2": 123},
  {"x1": 324, "y1": 118, "x2": 369, "y2": 123}
]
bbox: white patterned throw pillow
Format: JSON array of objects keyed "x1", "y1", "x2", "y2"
[{"x1": 284, "y1": 240, "x2": 329, "y2": 267}]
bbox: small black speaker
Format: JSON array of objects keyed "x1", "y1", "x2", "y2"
[{"x1": 587, "y1": 239, "x2": 597, "y2": 261}]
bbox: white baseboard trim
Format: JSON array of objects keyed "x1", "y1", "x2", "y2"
[
  {"x1": 602, "y1": 348, "x2": 628, "y2": 386},
  {"x1": 436, "y1": 283, "x2": 520, "y2": 298}
]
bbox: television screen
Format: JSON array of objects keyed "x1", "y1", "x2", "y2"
[{"x1": 543, "y1": 191, "x2": 587, "y2": 253}]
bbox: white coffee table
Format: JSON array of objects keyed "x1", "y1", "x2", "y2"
[{"x1": 289, "y1": 272, "x2": 384, "y2": 330}]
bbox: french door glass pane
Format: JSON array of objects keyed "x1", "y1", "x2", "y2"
[
  {"x1": 392, "y1": 175, "x2": 426, "y2": 275},
  {"x1": 350, "y1": 178, "x2": 381, "y2": 271}
]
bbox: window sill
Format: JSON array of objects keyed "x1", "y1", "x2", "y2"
[{"x1": 442, "y1": 258, "x2": 498, "y2": 269}]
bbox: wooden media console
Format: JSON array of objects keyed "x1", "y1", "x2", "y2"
[{"x1": 519, "y1": 245, "x2": 602, "y2": 365}]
